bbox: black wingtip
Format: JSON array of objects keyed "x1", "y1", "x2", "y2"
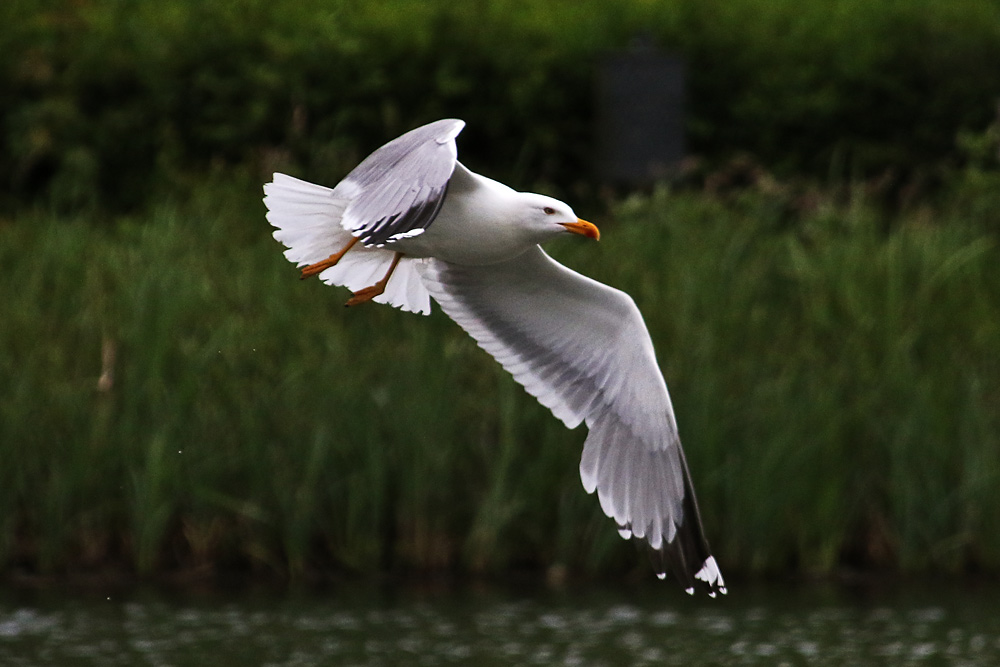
[
  {"x1": 649, "y1": 451, "x2": 727, "y2": 596},
  {"x1": 651, "y1": 547, "x2": 727, "y2": 597}
]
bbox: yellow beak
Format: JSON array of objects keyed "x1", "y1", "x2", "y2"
[{"x1": 559, "y1": 219, "x2": 600, "y2": 241}]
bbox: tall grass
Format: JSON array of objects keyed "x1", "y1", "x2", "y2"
[
  {"x1": 608, "y1": 189, "x2": 1000, "y2": 575},
  {"x1": 1, "y1": 178, "x2": 997, "y2": 579}
]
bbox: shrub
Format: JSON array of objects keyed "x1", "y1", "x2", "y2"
[{"x1": 2, "y1": 0, "x2": 999, "y2": 211}]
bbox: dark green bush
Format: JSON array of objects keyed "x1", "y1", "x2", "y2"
[{"x1": 3, "y1": 0, "x2": 1000, "y2": 211}]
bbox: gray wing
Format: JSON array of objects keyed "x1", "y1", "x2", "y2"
[
  {"x1": 334, "y1": 119, "x2": 464, "y2": 247},
  {"x1": 418, "y1": 247, "x2": 726, "y2": 595}
]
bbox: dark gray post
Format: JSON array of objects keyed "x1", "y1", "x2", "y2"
[{"x1": 596, "y1": 39, "x2": 686, "y2": 185}]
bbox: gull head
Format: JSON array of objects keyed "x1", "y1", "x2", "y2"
[{"x1": 515, "y1": 193, "x2": 600, "y2": 242}]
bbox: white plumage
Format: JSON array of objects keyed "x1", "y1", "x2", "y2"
[
  {"x1": 264, "y1": 173, "x2": 433, "y2": 314},
  {"x1": 263, "y1": 119, "x2": 726, "y2": 596}
]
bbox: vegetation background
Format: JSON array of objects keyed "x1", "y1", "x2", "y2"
[{"x1": 2, "y1": 0, "x2": 999, "y2": 583}]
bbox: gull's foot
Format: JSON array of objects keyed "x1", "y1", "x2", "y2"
[
  {"x1": 345, "y1": 284, "x2": 386, "y2": 307},
  {"x1": 343, "y1": 252, "x2": 402, "y2": 307},
  {"x1": 300, "y1": 237, "x2": 361, "y2": 280},
  {"x1": 301, "y1": 258, "x2": 336, "y2": 279}
]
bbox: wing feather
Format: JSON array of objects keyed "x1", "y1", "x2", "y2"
[
  {"x1": 419, "y1": 247, "x2": 725, "y2": 595},
  {"x1": 336, "y1": 119, "x2": 463, "y2": 247}
]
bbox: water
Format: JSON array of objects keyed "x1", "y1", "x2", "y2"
[{"x1": 1, "y1": 579, "x2": 999, "y2": 665}]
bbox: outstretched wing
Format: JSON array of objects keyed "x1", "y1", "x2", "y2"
[
  {"x1": 418, "y1": 247, "x2": 726, "y2": 595},
  {"x1": 334, "y1": 118, "x2": 464, "y2": 247}
]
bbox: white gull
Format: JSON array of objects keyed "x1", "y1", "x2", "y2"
[{"x1": 263, "y1": 118, "x2": 726, "y2": 596}]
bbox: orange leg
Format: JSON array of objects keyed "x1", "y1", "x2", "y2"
[
  {"x1": 345, "y1": 252, "x2": 403, "y2": 307},
  {"x1": 300, "y1": 236, "x2": 360, "y2": 279}
]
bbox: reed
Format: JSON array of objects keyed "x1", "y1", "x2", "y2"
[{"x1": 1, "y1": 179, "x2": 997, "y2": 578}]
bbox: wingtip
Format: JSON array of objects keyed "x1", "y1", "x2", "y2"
[
  {"x1": 434, "y1": 118, "x2": 466, "y2": 144},
  {"x1": 650, "y1": 537, "x2": 726, "y2": 596},
  {"x1": 694, "y1": 556, "x2": 727, "y2": 595}
]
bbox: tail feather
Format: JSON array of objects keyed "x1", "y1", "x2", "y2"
[
  {"x1": 264, "y1": 173, "x2": 431, "y2": 315},
  {"x1": 264, "y1": 173, "x2": 351, "y2": 266}
]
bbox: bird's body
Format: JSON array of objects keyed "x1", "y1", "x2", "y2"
[
  {"x1": 263, "y1": 119, "x2": 726, "y2": 596},
  {"x1": 395, "y1": 163, "x2": 562, "y2": 265}
]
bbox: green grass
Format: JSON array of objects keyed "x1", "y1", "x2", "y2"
[{"x1": 1, "y1": 177, "x2": 998, "y2": 580}]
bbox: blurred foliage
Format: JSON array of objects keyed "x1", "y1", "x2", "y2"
[
  {"x1": 3, "y1": 0, "x2": 1000, "y2": 212},
  {"x1": 2, "y1": 0, "x2": 999, "y2": 583},
  {"x1": 0, "y1": 172, "x2": 997, "y2": 579}
]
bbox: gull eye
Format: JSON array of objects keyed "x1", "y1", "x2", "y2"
[{"x1": 543, "y1": 207, "x2": 556, "y2": 215}]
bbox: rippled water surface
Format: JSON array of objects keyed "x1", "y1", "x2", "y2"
[{"x1": 2, "y1": 580, "x2": 999, "y2": 665}]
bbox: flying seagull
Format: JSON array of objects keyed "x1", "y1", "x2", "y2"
[{"x1": 263, "y1": 119, "x2": 726, "y2": 596}]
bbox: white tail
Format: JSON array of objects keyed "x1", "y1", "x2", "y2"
[{"x1": 264, "y1": 173, "x2": 431, "y2": 315}]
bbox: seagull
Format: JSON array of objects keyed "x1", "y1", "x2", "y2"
[{"x1": 263, "y1": 119, "x2": 726, "y2": 596}]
